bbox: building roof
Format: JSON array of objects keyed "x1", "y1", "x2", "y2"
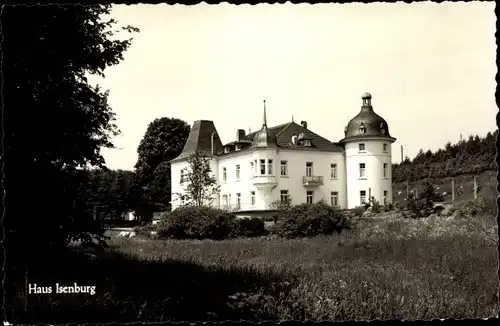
[
  {"x1": 171, "y1": 120, "x2": 223, "y2": 162},
  {"x1": 339, "y1": 92, "x2": 396, "y2": 143},
  {"x1": 244, "y1": 121, "x2": 343, "y2": 152}
]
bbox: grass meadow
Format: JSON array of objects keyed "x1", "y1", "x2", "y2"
[{"x1": 8, "y1": 209, "x2": 499, "y2": 323}]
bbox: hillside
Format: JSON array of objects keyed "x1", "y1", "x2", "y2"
[
  {"x1": 393, "y1": 170, "x2": 497, "y2": 205},
  {"x1": 391, "y1": 130, "x2": 497, "y2": 205},
  {"x1": 392, "y1": 130, "x2": 497, "y2": 183}
]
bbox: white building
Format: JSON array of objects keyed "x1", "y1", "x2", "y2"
[{"x1": 170, "y1": 93, "x2": 396, "y2": 217}]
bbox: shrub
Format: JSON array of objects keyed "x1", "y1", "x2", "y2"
[
  {"x1": 157, "y1": 206, "x2": 236, "y2": 240},
  {"x1": 133, "y1": 224, "x2": 157, "y2": 238},
  {"x1": 354, "y1": 205, "x2": 367, "y2": 217},
  {"x1": 419, "y1": 180, "x2": 444, "y2": 203},
  {"x1": 231, "y1": 217, "x2": 266, "y2": 238},
  {"x1": 274, "y1": 200, "x2": 350, "y2": 239},
  {"x1": 455, "y1": 198, "x2": 497, "y2": 219},
  {"x1": 403, "y1": 194, "x2": 433, "y2": 218},
  {"x1": 370, "y1": 197, "x2": 382, "y2": 214},
  {"x1": 384, "y1": 202, "x2": 395, "y2": 212}
]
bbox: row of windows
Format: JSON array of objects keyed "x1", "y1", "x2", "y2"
[
  {"x1": 220, "y1": 192, "x2": 256, "y2": 207},
  {"x1": 181, "y1": 161, "x2": 389, "y2": 184},
  {"x1": 358, "y1": 143, "x2": 389, "y2": 152},
  {"x1": 359, "y1": 163, "x2": 389, "y2": 179},
  {"x1": 219, "y1": 190, "x2": 341, "y2": 207},
  {"x1": 360, "y1": 190, "x2": 389, "y2": 205},
  {"x1": 220, "y1": 160, "x2": 339, "y2": 182}
]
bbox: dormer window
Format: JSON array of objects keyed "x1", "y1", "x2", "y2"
[
  {"x1": 304, "y1": 139, "x2": 311, "y2": 147},
  {"x1": 224, "y1": 147, "x2": 230, "y2": 154},
  {"x1": 235, "y1": 144, "x2": 241, "y2": 151},
  {"x1": 359, "y1": 123, "x2": 365, "y2": 134},
  {"x1": 380, "y1": 122, "x2": 386, "y2": 134}
]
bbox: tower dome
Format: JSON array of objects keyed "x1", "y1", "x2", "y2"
[
  {"x1": 252, "y1": 100, "x2": 278, "y2": 148},
  {"x1": 340, "y1": 92, "x2": 395, "y2": 143}
]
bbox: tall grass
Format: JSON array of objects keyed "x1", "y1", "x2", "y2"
[{"x1": 9, "y1": 211, "x2": 499, "y2": 323}]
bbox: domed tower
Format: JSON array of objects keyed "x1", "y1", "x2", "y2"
[{"x1": 339, "y1": 93, "x2": 396, "y2": 209}]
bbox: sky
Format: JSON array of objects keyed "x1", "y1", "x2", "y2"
[{"x1": 87, "y1": 2, "x2": 497, "y2": 171}]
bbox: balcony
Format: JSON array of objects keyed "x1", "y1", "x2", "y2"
[
  {"x1": 302, "y1": 175, "x2": 324, "y2": 187},
  {"x1": 252, "y1": 175, "x2": 278, "y2": 190}
]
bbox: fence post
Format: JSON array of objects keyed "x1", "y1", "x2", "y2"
[
  {"x1": 451, "y1": 177, "x2": 455, "y2": 202},
  {"x1": 473, "y1": 176, "x2": 478, "y2": 200}
]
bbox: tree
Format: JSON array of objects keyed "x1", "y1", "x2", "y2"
[
  {"x1": 3, "y1": 4, "x2": 139, "y2": 261},
  {"x1": 134, "y1": 117, "x2": 190, "y2": 221},
  {"x1": 110, "y1": 170, "x2": 128, "y2": 219},
  {"x1": 177, "y1": 151, "x2": 220, "y2": 207}
]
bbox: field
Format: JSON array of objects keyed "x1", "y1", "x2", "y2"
[{"x1": 11, "y1": 206, "x2": 499, "y2": 323}]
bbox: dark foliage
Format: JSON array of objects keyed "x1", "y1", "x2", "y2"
[
  {"x1": 134, "y1": 117, "x2": 191, "y2": 222},
  {"x1": 3, "y1": 4, "x2": 139, "y2": 261},
  {"x1": 392, "y1": 130, "x2": 497, "y2": 183},
  {"x1": 274, "y1": 201, "x2": 350, "y2": 239},
  {"x1": 231, "y1": 218, "x2": 266, "y2": 238},
  {"x1": 157, "y1": 206, "x2": 236, "y2": 240},
  {"x1": 7, "y1": 249, "x2": 289, "y2": 323}
]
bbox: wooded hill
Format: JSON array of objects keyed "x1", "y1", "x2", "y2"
[{"x1": 392, "y1": 130, "x2": 497, "y2": 183}]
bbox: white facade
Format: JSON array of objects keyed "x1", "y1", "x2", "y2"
[
  {"x1": 172, "y1": 147, "x2": 363, "y2": 211},
  {"x1": 170, "y1": 93, "x2": 395, "y2": 213},
  {"x1": 344, "y1": 138, "x2": 393, "y2": 208}
]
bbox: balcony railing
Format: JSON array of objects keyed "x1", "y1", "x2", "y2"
[
  {"x1": 302, "y1": 175, "x2": 324, "y2": 186},
  {"x1": 252, "y1": 175, "x2": 278, "y2": 189}
]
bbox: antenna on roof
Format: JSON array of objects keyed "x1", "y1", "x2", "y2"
[
  {"x1": 249, "y1": 126, "x2": 251, "y2": 133},
  {"x1": 263, "y1": 100, "x2": 267, "y2": 127},
  {"x1": 292, "y1": 114, "x2": 294, "y2": 122}
]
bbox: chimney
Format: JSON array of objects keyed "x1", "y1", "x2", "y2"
[
  {"x1": 301, "y1": 121, "x2": 308, "y2": 129},
  {"x1": 211, "y1": 132, "x2": 215, "y2": 156},
  {"x1": 236, "y1": 129, "x2": 246, "y2": 141}
]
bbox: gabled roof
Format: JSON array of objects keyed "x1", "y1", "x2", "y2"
[{"x1": 244, "y1": 121, "x2": 343, "y2": 152}]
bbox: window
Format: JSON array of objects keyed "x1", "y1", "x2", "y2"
[
  {"x1": 250, "y1": 161, "x2": 254, "y2": 177},
  {"x1": 228, "y1": 194, "x2": 231, "y2": 205},
  {"x1": 306, "y1": 162, "x2": 313, "y2": 177},
  {"x1": 359, "y1": 143, "x2": 366, "y2": 151},
  {"x1": 260, "y1": 159, "x2": 266, "y2": 175},
  {"x1": 306, "y1": 191, "x2": 314, "y2": 204},
  {"x1": 330, "y1": 163, "x2": 337, "y2": 179},
  {"x1": 224, "y1": 147, "x2": 230, "y2": 153},
  {"x1": 280, "y1": 160, "x2": 288, "y2": 176},
  {"x1": 304, "y1": 139, "x2": 311, "y2": 147},
  {"x1": 383, "y1": 143, "x2": 388, "y2": 152},
  {"x1": 280, "y1": 190, "x2": 289, "y2": 203},
  {"x1": 236, "y1": 193, "x2": 241, "y2": 208},
  {"x1": 250, "y1": 191, "x2": 256, "y2": 206},
  {"x1": 235, "y1": 144, "x2": 241, "y2": 151},
  {"x1": 254, "y1": 160, "x2": 258, "y2": 174},
  {"x1": 360, "y1": 191, "x2": 366, "y2": 204},
  {"x1": 180, "y1": 169, "x2": 185, "y2": 184},
  {"x1": 383, "y1": 163, "x2": 388, "y2": 178},
  {"x1": 236, "y1": 165, "x2": 240, "y2": 180},
  {"x1": 222, "y1": 167, "x2": 227, "y2": 182},
  {"x1": 359, "y1": 163, "x2": 366, "y2": 178},
  {"x1": 330, "y1": 191, "x2": 339, "y2": 207},
  {"x1": 359, "y1": 125, "x2": 365, "y2": 133},
  {"x1": 222, "y1": 194, "x2": 228, "y2": 206},
  {"x1": 268, "y1": 159, "x2": 273, "y2": 175},
  {"x1": 383, "y1": 190, "x2": 388, "y2": 205}
]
